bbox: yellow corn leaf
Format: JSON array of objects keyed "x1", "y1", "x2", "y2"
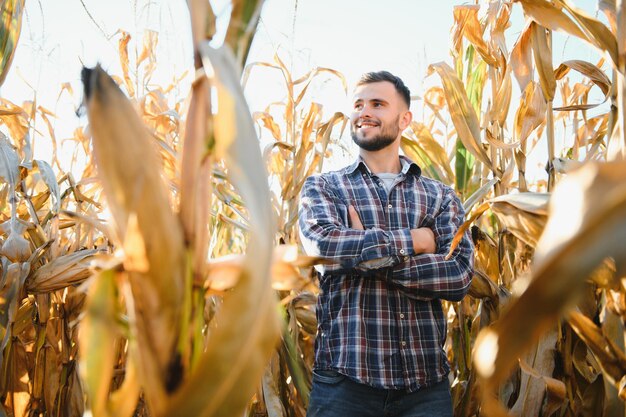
[
  {"x1": 206, "y1": 245, "x2": 323, "y2": 292},
  {"x1": 262, "y1": 353, "x2": 287, "y2": 417},
  {"x1": 137, "y1": 29, "x2": 158, "y2": 67},
  {"x1": 599, "y1": 0, "x2": 617, "y2": 35},
  {"x1": 484, "y1": 122, "x2": 520, "y2": 149},
  {"x1": 408, "y1": 122, "x2": 454, "y2": 183},
  {"x1": 0, "y1": 0, "x2": 25, "y2": 87},
  {"x1": 463, "y1": 177, "x2": 499, "y2": 212},
  {"x1": 530, "y1": 22, "x2": 556, "y2": 101},
  {"x1": 117, "y1": 31, "x2": 135, "y2": 98},
  {"x1": 514, "y1": 81, "x2": 547, "y2": 144},
  {"x1": 27, "y1": 249, "x2": 98, "y2": 293},
  {"x1": 558, "y1": 0, "x2": 618, "y2": 67},
  {"x1": 163, "y1": 43, "x2": 279, "y2": 417},
  {"x1": 468, "y1": 268, "x2": 500, "y2": 301},
  {"x1": 490, "y1": 192, "x2": 549, "y2": 247},
  {"x1": 82, "y1": 65, "x2": 185, "y2": 413},
  {"x1": 428, "y1": 62, "x2": 493, "y2": 170},
  {"x1": 490, "y1": 67, "x2": 512, "y2": 125},
  {"x1": 293, "y1": 67, "x2": 347, "y2": 107},
  {"x1": 79, "y1": 269, "x2": 120, "y2": 417},
  {"x1": 515, "y1": 348, "x2": 567, "y2": 416},
  {"x1": 33, "y1": 160, "x2": 60, "y2": 213},
  {"x1": 254, "y1": 111, "x2": 282, "y2": 140},
  {"x1": 473, "y1": 160, "x2": 626, "y2": 399},
  {"x1": 308, "y1": 111, "x2": 347, "y2": 176},
  {"x1": 180, "y1": 71, "x2": 211, "y2": 246},
  {"x1": 450, "y1": 192, "x2": 549, "y2": 257},
  {"x1": 0, "y1": 132, "x2": 19, "y2": 187},
  {"x1": 518, "y1": 0, "x2": 618, "y2": 67},
  {"x1": 553, "y1": 60, "x2": 611, "y2": 111},
  {"x1": 106, "y1": 335, "x2": 141, "y2": 417},
  {"x1": 453, "y1": 5, "x2": 498, "y2": 66},
  {"x1": 568, "y1": 310, "x2": 626, "y2": 391},
  {"x1": 510, "y1": 21, "x2": 533, "y2": 92},
  {"x1": 517, "y1": 0, "x2": 586, "y2": 40},
  {"x1": 491, "y1": 2, "x2": 512, "y2": 55},
  {"x1": 241, "y1": 61, "x2": 283, "y2": 90}
]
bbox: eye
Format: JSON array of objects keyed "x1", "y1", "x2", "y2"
[{"x1": 353, "y1": 103, "x2": 363, "y2": 110}]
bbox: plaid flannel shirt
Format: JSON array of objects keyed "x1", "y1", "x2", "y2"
[{"x1": 298, "y1": 156, "x2": 474, "y2": 392}]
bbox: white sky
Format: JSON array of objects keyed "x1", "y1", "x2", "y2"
[{"x1": 1, "y1": 0, "x2": 604, "y2": 177}]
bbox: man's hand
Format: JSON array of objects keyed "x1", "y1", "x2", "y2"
[
  {"x1": 348, "y1": 205, "x2": 364, "y2": 230},
  {"x1": 410, "y1": 227, "x2": 436, "y2": 254}
]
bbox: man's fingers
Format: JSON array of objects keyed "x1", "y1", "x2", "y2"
[{"x1": 348, "y1": 205, "x2": 364, "y2": 230}]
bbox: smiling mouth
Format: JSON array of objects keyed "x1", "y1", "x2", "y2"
[{"x1": 356, "y1": 121, "x2": 380, "y2": 128}]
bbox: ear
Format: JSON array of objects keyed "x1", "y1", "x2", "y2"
[{"x1": 399, "y1": 110, "x2": 412, "y2": 130}]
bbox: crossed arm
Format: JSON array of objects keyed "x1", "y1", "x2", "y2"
[{"x1": 298, "y1": 175, "x2": 474, "y2": 301}]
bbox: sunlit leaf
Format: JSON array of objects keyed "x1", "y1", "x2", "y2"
[
  {"x1": 474, "y1": 160, "x2": 626, "y2": 403},
  {"x1": 428, "y1": 62, "x2": 493, "y2": 170},
  {"x1": 0, "y1": 0, "x2": 25, "y2": 87}
]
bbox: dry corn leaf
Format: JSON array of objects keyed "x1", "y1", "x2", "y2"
[
  {"x1": 0, "y1": 132, "x2": 19, "y2": 187},
  {"x1": 180, "y1": 70, "x2": 211, "y2": 247},
  {"x1": 78, "y1": 269, "x2": 120, "y2": 417},
  {"x1": 262, "y1": 353, "x2": 287, "y2": 417},
  {"x1": 27, "y1": 249, "x2": 98, "y2": 293},
  {"x1": 117, "y1": 31, "x2": 135, "y2": 98},
  {"x1": 514, "y1": 81, "x2": 547, "y2": 144},
  {"x1": 553, "y1": 60, "x2": 611, "y2": 111},
  {"x1": 428, "y1": 62, "x2": 493, "y2": 170},
  {"x1": 510, "y1": 21, "x2": 534, "y2": 93},
  {"x1": 473, "y1": 160, "x2": 626, "y2": 400},
  {"x1": 0, "y1": 0, "x2": 25, "y2": 87},
  {"x1": 490, "y1": 67, "x2": 512, "y2": 125},
  {"x1": 599, "y1": 0, "x2": 617, "y2": 34},
  {"x1": 517, "y1": 0, "x2": 586, "y2": 40},
  {"x1": 530, "y1": 22, "x2": 556, "y2": 101},
  {"x1": 558, "y1": 0, "x2": 618, "y2": 67},
  {"x1": 453, "y1": 5, "x2": 498, "y2": 66},
  {"x1": 164, "y1": 43, "x2": 279, "y2": 417},
  {"x1": 137, "y1": 30, "x2": 158, "y2": 67},
  {"x1": 568, "y1": 310, "x2": 626, "y2": 388},
  {"x1": 32, "y1": 160, "x2": 60, "y2": 214},
  {"x1": 511, "y1": 331, "x2": 563, "y2": 416},
  {"x1": 293, "y1": 67, "x2": 347, "y2": 107},
  {"x1": 408, "y1": 122, "x2": 454, "y2": 183},
  {"x1": 82, "y1": 65, "x2": 185, "y2": 412}
]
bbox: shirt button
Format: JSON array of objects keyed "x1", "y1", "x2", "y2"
[
  {"x1": 400, "y1": 313, "x2": 405, "y2": 319},
  {"x1": 399, "y1": 249, "x2": 405, "y2": 255},
  {"x1": 387, "y1": 204, "x2": 393, "y2": 209},
  {"x1": 403, "y1": 256, "x2": 410, "y2": 262},
  {"x1": 401, "y1": 341, "x2": 407, "y2": 347}
]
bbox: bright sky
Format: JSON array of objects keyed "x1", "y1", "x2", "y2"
[{"x1": 1, "y1": 0, "x2": 604, "y2": 177}]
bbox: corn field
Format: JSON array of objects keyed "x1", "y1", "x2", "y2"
[{"x1": 1, "y1": 0, "x2": 626, "y2": 416}]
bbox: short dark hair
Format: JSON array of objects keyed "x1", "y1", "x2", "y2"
[{"x1": 356, "y1": 71, "x2": 411, "y2": 108}]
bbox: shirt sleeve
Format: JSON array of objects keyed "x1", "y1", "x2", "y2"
[
  {"x1": 298, "y1": 175, "x2": 413, "y2": 274},
  {"x1": 386, "y1": 187, "x2": 474, "y2": 301}
]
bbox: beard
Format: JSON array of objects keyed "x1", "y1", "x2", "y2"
[{"x1": 351, "y1": 116, "x2": 400, "y2": 152}]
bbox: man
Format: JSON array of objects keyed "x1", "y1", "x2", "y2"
[{"x1": 298, "y1": 71, "x2": 474, "y2": 417}]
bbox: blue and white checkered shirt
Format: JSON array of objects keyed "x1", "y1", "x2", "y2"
[{"x1": 299, "y1": 155, "x2": 474, "y2": 392}]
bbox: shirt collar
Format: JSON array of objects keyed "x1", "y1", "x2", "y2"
[{"x1": 346, "y1": 155, "x2": 422, "y2": 177}]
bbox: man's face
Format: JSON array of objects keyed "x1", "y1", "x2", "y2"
[{"x1": 350, "y1": 81, "x2": 409, "y2": 152}]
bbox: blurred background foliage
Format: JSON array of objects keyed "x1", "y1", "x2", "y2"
[{"x1": 1, "y1": 0, "x2": 626, "y2": 416}]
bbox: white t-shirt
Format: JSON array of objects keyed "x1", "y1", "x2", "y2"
[{"x1": 377, "y1": 173, "x2": 400, "y2": 194}]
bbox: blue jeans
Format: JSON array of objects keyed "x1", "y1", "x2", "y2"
[{"x1": 306, "y1": 370, "x2": 453, "y2": 417}]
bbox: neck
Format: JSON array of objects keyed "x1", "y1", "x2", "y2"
[{"x1": 359, "y1": 142, "x2": 402, "y2": 174}]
